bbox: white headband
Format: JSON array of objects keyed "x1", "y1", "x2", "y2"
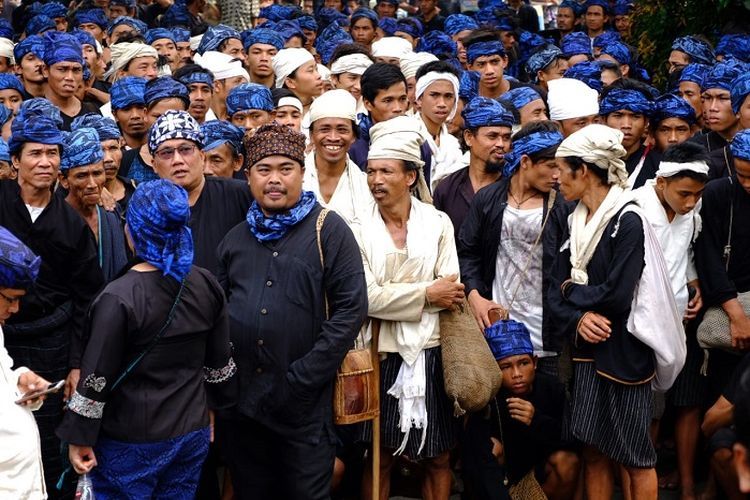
[
  {"x1": 278, "y1": 96, "x2": 303, "y2": 113},
  {"x1": 272, "y1": 48, "x2": 314, "y2": 89},
  {"x1": 330, "y1": 53, "x2": 373, "y2": 76},
  {"x1": 415, "y1": 71, "x2": 460, "y2": 121},
  {"x1": 656, "y1": 160, "x2": 710, "y2": 178}
]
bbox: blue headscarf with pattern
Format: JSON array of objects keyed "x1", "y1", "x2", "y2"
[
  {"x1": 0, "y1": 106, "x2": 11, "y2": 128},
  {"x1": 242, "y1": 28, "x2": 284, "y2": 51},
  {"x1": 459, "y1": 70, "x2": 480, "y2": 102},
  {"x1": 226, "y1": 82, "x2": 274, "y2": 116},
  {"x1": 40, "y1": 1, "x2": 68, "y2": 19},
  {"x1": 444, "y1": 14, "x2": 478, "y2": 36},
  {"x1": 561, "y1": 31, "x2": 591, "y2": 58},
  {"x1": 600, "y1": 88, "x2": 654, "y2": 116},
  {"x1": 14, "y1": 35, "x2": 44, "y2": 62},
  {"x1": 672, "y1": 36, "x2": 716, "y2": 66},
  {"x1": 599, "y1": 41, "x2": 631, "y2": 65},
  {"x1": 702, "y1": 58, "x2": 747, "y2": 92},
  {"x1": 502, "y1": 86, "x2": 542, "y2": 111},
  {"x1": 146, "y1": 28, "x2": 175, "y2": 45},
  {"x1": 201, "y1": 120, "x2": 244, "y2": 154},
  {"x1": 395, "y1": 18, "x2": 423, "y2": 39},
  {"x1": 259, "y1": 4, "x2": 299, "y2": 22},
  {"x1": 297, "y1": 15, "x2": 318, "y2": 32},
  {"x1": 417, "y1": 31, "x2": 457, "y2": 58},
  {"x1": 9, "y1": 102, "x2": 64, "y2": 154},
  {"x1": 110, "y1": 76, "x2": 147, "y2": 110},
  {"x1": 485, "y1": 318, "x2": 534, "y2": 361},
  {"x1": 678, "y1": 63, "x2": 709, "y2": 87},
  {"x1": 592, "y1": 31, "x2": 621, "y2": 50},
  {"x1": 71, "y1": 28, "x2": 97, "y2": 50},
  {"x1": 26, "y1": 14, "x2": 55, "y2": 35},
  {"x1": 378, "y1": 17, "x2": 397, "y2": 37},
  {"x1": 110, "y1": 0, "x2": 136, "y2": 8},
  {"x1": 731, "y1": 129, "x2": 750, "y2": 161},
  {"x1": 526, "y1": 46, "x2": 563, "y2": 79},
  {"x1": 43, "y1": 31, "x2": 84, "y2": 67},
  {"x1": 0, "y1": 74, "x2": 24, "y2": 95},
  {"x1": 559, "y1": 0, "x2": 583, "y2": 15},
  {"x1": 246, "y1": 190, "x2": 317, "y2": 242},
  {"x1": 171, "y1": 27, "x2": 190, "y2": 43},
  {"x1": 107, "y1": 16, "x2": 147, "y2": 36},
  {"x1": 315, "y1": 22, "x2": 352, "y2": 65},
  {"x1": 503, "y1": 129, "x2": 563, "y2": 177},
  {"x1": 74, "y1": 8, "x2": 108, "y2": 29},
  {"x1": 0, "y1": 138, "x2": 9, "y2": 162},
  {"x1": 71, "y1": 114, "x2": 121, "y2": 141},
  {"x1": 716, "y1": 34, "x2": 750, "y2": 63},
  {"x1": 0, "y1": 225, "x2": 40, "y2": 289},
  {"x1": 564, "y1": 61, "x2": 603, "y2": 90},
  {"x1": 586, "y1": 0, "x2": 610, "y2": 13},
  {"x1": 161, "y1": 2, "x2": 191, "y2": 27},
  {"x1": 518, "y1": 31, "x2": 550, "y2": 65},
  {"x1": 61, "y1": 127, "x2": 104, "y2": 171},
  {"x1": 652, "y1": 93, "x2": 696, "y2": 125},
  {"x1": 198, "y1": 24, "x2": 242, "y2": 54},
  {"x1": 613, "y1": 0, "x2": 633, "y2": 15},
  {"x1": 176, "y1": 68, "x2": 214, "y2": 88},
  {"x1": 18, "y1": 98, "x2": 63, "y2": 128},
  {"x1": 144, "y1": 76, "x2": 190, "y2": 108},
  {"x1": 351, "y1": 8, "x2": 379, "y2": 28},
  {"x1": 731, "y1": 73, "x2": 750, "y2": 115},
  {"x1": 316, "y1": 7, "x2": 348, "y2": 30},
  {"x1": 0, "y1": 19, "x2": 11, "y2": 40},
  {"x1": 463, "y1": 96, "x2": 514, "y2": 129},
  {"x1": 467, "y1": 40, "x2": 505, "y2": 65},
  {"x1": 126, "y1": 179, "x2": 194, "y2": 281}
]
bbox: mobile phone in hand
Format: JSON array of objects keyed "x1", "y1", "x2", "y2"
[{"x1": 15, "y1": 379, "x2": 65, "y2": 405}]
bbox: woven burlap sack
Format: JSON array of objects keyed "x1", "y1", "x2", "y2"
[{"x1": 440, "y1": 300, "x2": 502, "y2": 416}]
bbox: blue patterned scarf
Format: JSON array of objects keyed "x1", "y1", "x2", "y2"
[{"x1": 246, "y1": 191, "x2": 317, "y2": 242}]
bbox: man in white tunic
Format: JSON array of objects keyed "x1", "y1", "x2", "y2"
[
  {"x1": 356, "y1": 115, "x2": 464, "y2": 500},
  {"x1": 0, "y1": 226, "x2": 52, "y2": 499},
  {"x1": 303, "y1": 89, "x2": 373, "y2": 229}
]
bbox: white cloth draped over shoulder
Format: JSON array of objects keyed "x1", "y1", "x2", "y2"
[
  {"x1": 302, "y1": 151, "x2": 373, "y2": 229},
  {"x1": 354, "y1": 198, "x2": 459, "y2": 454},
  {"x1": 414, "y1": 113, "x2": 463, "y2": 192},
  {"x1": 0, "y1": 326, "x2": 46, "y2": 499}
]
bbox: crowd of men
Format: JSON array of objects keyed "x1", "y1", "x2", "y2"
[{"x1": 1, "y1": 0, "x2": 750, "y2": 498}]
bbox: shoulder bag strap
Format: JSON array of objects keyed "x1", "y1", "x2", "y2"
[
  {"x1": 507, "y1": 190, "x2": 557, "y2": 311},
  {"x1": 110, "y1": 276, "x2": 187, "y2": 391},
  {"x1": 316, "y1": 208, "x2": 330, "y2": 320},
  {"x1": 724, "y1": 187, "x2": 734, "y2": 272}
]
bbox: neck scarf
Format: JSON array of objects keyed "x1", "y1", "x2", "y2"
[{"x1": 246, "y1": 190, "x2": 317, "y2": 242}]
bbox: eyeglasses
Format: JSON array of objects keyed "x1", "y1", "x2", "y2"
[
  {"x1": 154, "y1": 143, "x2": 198, "y2": 162},
  {"x1": 0, "y1": 290, "x2": 21, "y2": 305}
]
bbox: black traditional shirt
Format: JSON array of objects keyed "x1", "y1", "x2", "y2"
[
  {"x1": 217, "y1": 204, "x2": 368, "y2": 443},
  {"x1": 56, "y1": 267, "x2": 236, "y2": 446}
]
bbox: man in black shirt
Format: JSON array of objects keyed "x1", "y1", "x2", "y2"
[
  {"x1": 2, "y1": 100, "x2": 103, "y2": 499},
  {"x1": 216, "y1": 122, "x2": 367, "y2": 499},
  {"x1": 148, "y1": 109, "x2": 251, "y2": 276}
]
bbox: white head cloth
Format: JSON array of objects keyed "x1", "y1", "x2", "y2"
[
  {"x1": 556, "y1": 124, "x2": 629, "y2": 188},
  {"x1": 415, "y1": 71, "x2": 460, "y2": 121},
  {"x1": 0, "y1": 38, "x2": 14, "y2": 65},
  {"x1": 548, "y1": 77, "x2": 599, "y2": 121},
  {"x1": 400, "y1": 52, "x2": 438, "y2": 80},
  {"x1": 656, "y1": 160, "x2": 710, "y2": 178},
  {"x1": 309, "y1": 89, "x2": 357, "y2": 123},
  {"x1": 94, "y1": 40, "x2": 103, "y2": 55},
  {"x1": 277, "y1": 95, "x2": 303, "y2": 113},
  {"x1": 190, "y1": 34, "x2": 203, "y2": 51},
  {"x1": 104, "y1": 42, "x2": 159, "y2": 82},
  {"x1": 330, "y1": 53, "x2": 373, "y2": 75},
  {"x1": 369, "y1": 115, "x2": 426, "y2": 167},
  {"x1": 318, "y1": 63, "x2": 331, "y2": 82},
  {"x1": 272, "y1": 48, "x2": 314, "y2": 89},
  {"x1": 194, "y1": 51, "x2": 250, "y2": 82},
  {"x1": 371, "y1": 37, "x2": 413, "y2": 60}
]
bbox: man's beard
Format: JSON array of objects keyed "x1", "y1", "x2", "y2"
[{"x1": 486, "y1": 160, "x2": 504, "y2": 173}]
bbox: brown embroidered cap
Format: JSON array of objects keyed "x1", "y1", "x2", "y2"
[{"x1": 243, "y1": 122, "x2": 306, "y2": 169}]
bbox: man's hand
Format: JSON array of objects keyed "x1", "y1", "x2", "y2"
[
  {"x1": 65, "y1": 369, "x2": 80, "y2": 402},
  {"x1": 99, "y1": 188, "x2": 116, "y2": 211},
  {"x1": 69, "y1": 444, "x2": 97, "y2": 475},
  {"x1": 577, "y1": 312, "x2": 611, "y2": 344},
  {"x1": 723, "y1": 298, "x2": 750, "y2": 350},
  {"x1": 506, "y1": 397, "x2": 534, "y2": 426},
  {"x1": 425, "y1": 274, "x2": 464, "y2": 310},
  {"x1": 684, "y1": 280, "x2": 703, "y2": 321},
  {"x1": 17, "y1": 371, "x2": 51, "y2": 407},
  {"x1": 467, "y1": 290, "x2": 502, "y2": 329}
]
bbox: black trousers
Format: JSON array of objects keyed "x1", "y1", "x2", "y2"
[{"x1": 217, "y1": 416, "x2": 335, "y2": 500}]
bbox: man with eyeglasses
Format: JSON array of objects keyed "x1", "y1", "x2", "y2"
[{"x1": 148, "y1": 110, "x2": 251, "y2": 276}]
